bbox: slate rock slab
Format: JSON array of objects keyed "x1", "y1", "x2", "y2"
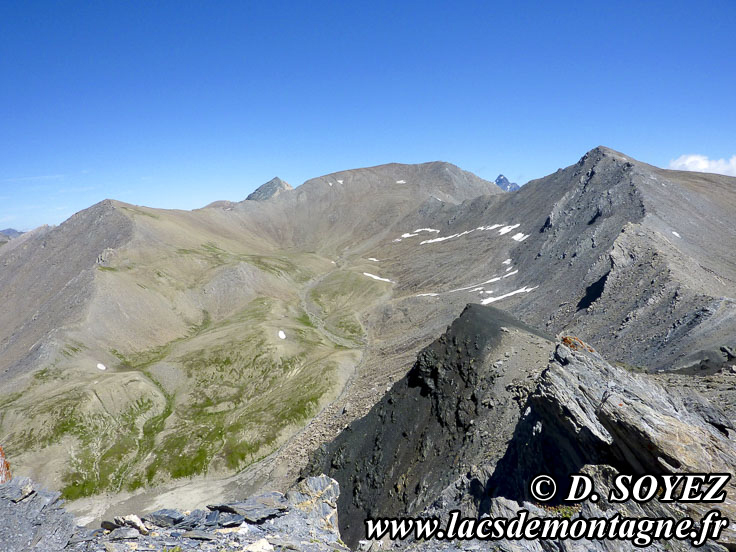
[
  {"x1": 207, "y1": 491, "x2": 288, "y2": 523},
  {"x1": 142, "y1": 507, "x2": 185, "y2": 527}
]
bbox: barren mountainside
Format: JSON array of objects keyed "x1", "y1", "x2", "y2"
[{"x1": 0, "y1": 148, "x2": 735, "y2": 531}]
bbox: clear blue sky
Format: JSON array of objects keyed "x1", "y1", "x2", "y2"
[{"x1": 1, "y1": 1, "x2": 734, "y2": 230}]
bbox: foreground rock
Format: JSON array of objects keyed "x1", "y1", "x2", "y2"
[
  {"x1": 0, "y1": 475, "x2": 348, "y2": 552},
  {"x1": 310, "y1": 305, "x2": 736, "y2": 551},
  {"x1": 0, "y1": 477, "x2": 77, "y2": 551}
]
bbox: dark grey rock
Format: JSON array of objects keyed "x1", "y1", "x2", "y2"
[
  {"x1": 207, "y1": 491, "x2": 288, "y2": 523},
  {"x1": 174, "y1": 508, "x2": 207, "y2": 529},
  {"x1": 181, "y1": 529, "x2": 215, "y2": 540},
  {"x1": 100, "y1": 520, "x2": 119, "y2": 531},
  {"x1": 217, "y1": 512, "x2": 245, "y2": 527},
  {"x1": 106, "y1": 526, "x2": 139, "y2": 540},
  {"x1": 142, "y1": 508, "x2": 185, "y2": 527}
]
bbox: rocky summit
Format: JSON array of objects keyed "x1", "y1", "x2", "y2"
[
  {"x1": 1, "y1": 147, "x2": 735, "y2": 551},
  {"x1": 245, "y1": 177, "x2": 294, "y2": 201},
  {"x1": 493, "y1": 174, "x2": 520, "y2": 192}
]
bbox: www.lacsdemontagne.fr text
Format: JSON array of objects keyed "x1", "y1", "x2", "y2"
[{"x1": 365, "y1": 509, "x2": 729, "y2": 547}]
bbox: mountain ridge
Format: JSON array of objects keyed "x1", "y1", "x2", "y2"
[{"x1": 1, "y1": 146, "x2": 734, "y2": 525}]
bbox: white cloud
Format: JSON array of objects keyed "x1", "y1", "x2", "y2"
[{"x1": 668, "y1": 154, "x2": 736, "y2": 177}]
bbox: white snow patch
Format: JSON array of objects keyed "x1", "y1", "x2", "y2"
[
  {"x1": 420, "y1": 229, "x2": 474, "y2": 244},
  {"x1": 511, "y1": 232, "x2": 528, "y2": 242},
  {"x1": 432, "y1": 196, "x2": 442, "y2": 201},
  {"x1": 368, "y1": 258, "x2": 380, "y2": 262},
  {"x1": 96, "y1": 363, "x2": 107, "y2": 371},
  {"x1": 401, "y1": 233, "x2": 418, "y2": 238},
  {"x1": 502, "y1": 259, "x2": 512, "y2": 265},
  {"x1": 328, "y1": 182, "x2": 333, "y2": 187},
  {"x1": 278, "y1": 330, "x2": 286, "y2": 340},
  {"x1": 416, "y1": 293, "x2": 438, "y2": 297},
  {"x1": 672, "y1": 231, "x2": 681, "y2": 238},
  {"x1": 480, "y1": 286, "x2": 538, "y2": 305},
  {"x1": 448, "y1": 276, "x2": 501, "y2": 293},
  {"x1": 498, "y1": 224, "x2": 521, "y2": 235},
  {"x1": 337, "y1": 179, "x2": 343, "y2": 184},
  {"x1": 331, "y1": 260, "x2": 336, "y2": 264},
  {"x1": 396, "y1": 180, "x2": 406, "y2": 184},
  {"x1": 477, "y1": 224, "x2": 502, "y2": 231},
  {"x1": 363, "y1": 272, "x2": 394, "y2": 283},
  {"x1": 503, "y1": 270, "x2": 518, "y2": 278},
  {"x1": 413, "y1": 228, "x2": 440, "y2": 233},
  {"x1": 506, "y1": 266, "x2": 513, "y2": 272}
]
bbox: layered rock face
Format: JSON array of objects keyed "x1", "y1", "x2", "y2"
[{"x1": 309, "y1": 305, "x2": 736, "y2": 551}]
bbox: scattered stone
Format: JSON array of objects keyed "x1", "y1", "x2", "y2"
[
  {"x1": 120, "y1": 514, "x2": 148, "y2": 535},
  {"x1": 100, "y1": 520, "x2": 120, "y2": 531},
  {"x1": 106, "y1": 527, "x2": 140, "y2": 540},
  {"x1": 181, "y1": 529, "x2": 215, "y2": 540},
  {"x1": 244, "y1": 538, "x2": 274, "y2": 552},
  {"x1": 142, "y1": 508, "x2": 185, "y2": 527},
  {"x1": 207, "y1": 492, "x2": 288, "y2": 523}
]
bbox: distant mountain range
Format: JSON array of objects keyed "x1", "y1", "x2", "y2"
[
  {"x1": 0, "y1": 228, "x2": 22, "y2": 239},
  {"x1": 494, "y1": 174, "x2": 520, "y2": 191},
  {"x1": 1, "y1": 147, "x2": 735, "y2": 546}
]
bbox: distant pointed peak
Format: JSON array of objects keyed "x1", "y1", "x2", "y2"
[{"x1": 245, "y1": 177, "x2": 293, "y2": 201}]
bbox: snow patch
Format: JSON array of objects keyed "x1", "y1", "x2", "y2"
[
  {"x1": 498, "y1": 224, "x2": 521, "y2": 235},
  {"x1": 477, "y1": 224, "x2": 502, "y2": 231},
  {"x1": 96, "y1": 363, "x2": 106, "y2": 371},
  {"x1": 413, "y1": 228, "x2": 440, "y2": 233},
  {"x1": 416, "y1": 293, "x2": 438, "y2": 297},
  {"x1": 396, "y1": 180, "x2": 406, "y2": 184},
  {"x1": 363, "y1": 272, "x2": 394, "y2": 283},
  {"x1": 337, "y1": 179, "x2": 343, "y2": 184},
  {"x1": 511, "y1": 232, "x2": 529, "y2": 242},
  {"x1": 503, "y1": 270, "x2": 518, "y2": 278},
  {"x1": 368, "y1": 258, "x2": 380, "y2": 262},
  {"x1": 502, "y1": 259, "x2": 512, "y2": 265},
  {"x1": 401, "y1": 233, "x2": 418, "y2": 238},
  {"x1": 278, "y1": 330, "x2": 286, "y2": 340},
  {"x1": 480, "y1": 286, "x2": 538, "y2": 305},
  {"x1": 420, "y1": 229, "x2": 474, "y2": 244},
  {"x1": 672, "y1": 231, "x2": 681, "y2": 238},
  {"x1": 448, "y1": 276, "x2": 501, "y2": 293}
]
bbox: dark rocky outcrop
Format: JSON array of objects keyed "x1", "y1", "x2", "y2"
[
  {"x1": 309, "y1": 304, "x2": 736, "y2": 550},
  {"x1": 307, "y1": 304, "x2": 554, "y2": 546}
]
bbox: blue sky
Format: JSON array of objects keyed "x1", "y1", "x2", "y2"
[{"x1": 1, "y1": 1, "x2": 734, "y2": 231}]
